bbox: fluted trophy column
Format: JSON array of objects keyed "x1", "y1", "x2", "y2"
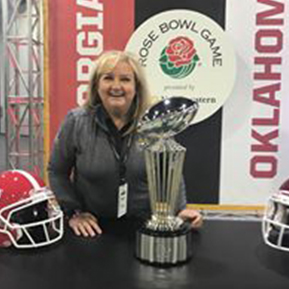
[{"x1": 135, "y1": 96, "x2": 199, "y2": 266}]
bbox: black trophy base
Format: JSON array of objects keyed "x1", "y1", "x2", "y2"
[{"x1": 135, "y1": 221, "x2": 192, "y2": 266}]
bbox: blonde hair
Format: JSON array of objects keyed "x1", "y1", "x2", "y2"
[{"x1": 84, "y1": 50, "x2": 150, "y2": 127}]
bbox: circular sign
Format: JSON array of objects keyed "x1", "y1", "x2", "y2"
[{"x1": 126, "y1": 9, "x2": 236, "y2": 124}]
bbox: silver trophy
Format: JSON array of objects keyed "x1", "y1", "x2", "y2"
[{"x1": 135, "y1": 96, "x2": 199, "y2": 266}]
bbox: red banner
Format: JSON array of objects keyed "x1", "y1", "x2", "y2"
[{"x1": 47, "y1": 0, "x2": 134, "y2": 147}]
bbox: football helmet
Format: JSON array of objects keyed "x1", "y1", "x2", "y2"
[
  {"x1": 0, "y1": 169, "x2": 63, "y2": 248},
  {"x1": 262, "y1": 179, "x2": 289, "y2": 251}
]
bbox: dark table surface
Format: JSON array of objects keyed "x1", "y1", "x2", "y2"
[{"x1": 1, "y1": 219, "x2": 289, "y2": 289}]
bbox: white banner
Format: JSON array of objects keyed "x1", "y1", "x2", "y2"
[{"x1": 220, "y1": 0, "x2": 289, "y2": 204}]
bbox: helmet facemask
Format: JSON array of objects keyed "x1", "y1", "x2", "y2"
[
  {"x1": 0, "y1": 186, "x2": 63, "y2": 249},
  {"x1": 263, "y1": 194, "x2": 289, "y2": 252}
]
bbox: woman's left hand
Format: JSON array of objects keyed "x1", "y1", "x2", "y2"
[{"x1": 178, "y1": 208, "x2": 203, "y2": 229}]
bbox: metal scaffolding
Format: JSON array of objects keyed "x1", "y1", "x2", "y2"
[{"x1": 1, "y1": 0, "x2": 44, "y2": 175}]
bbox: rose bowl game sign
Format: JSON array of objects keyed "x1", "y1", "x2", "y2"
[{"x1": 126, "y1": 9, "x2": 236, "y2": 124}]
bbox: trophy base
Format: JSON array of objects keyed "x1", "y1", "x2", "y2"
[{"x1": 135, "y1": 221, "x2": 192, "y2": 266}]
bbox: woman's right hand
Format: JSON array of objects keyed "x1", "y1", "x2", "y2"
[{"x1": 68, "y1": 212, "x2": 102, "y2": 237}]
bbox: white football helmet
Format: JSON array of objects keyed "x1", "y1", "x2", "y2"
[
  {"x1": 262, "y1": 179, "x2": 289, "y2": 251},
  {"x1": 0, "y1": 170, "x2": 63, "y2": 249}
]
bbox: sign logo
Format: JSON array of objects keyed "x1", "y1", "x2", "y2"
[
  {"x1": 159, "y1": 36, "x2": 200, "y2": 79},
  {"x1": 126, "y1": 10, "x2": 236, "y2": 124}
]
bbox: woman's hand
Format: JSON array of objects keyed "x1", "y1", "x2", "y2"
[
  {"x1": 178, "y1": 208, "x2": 203, "y2": 229},
  {"x1": 68, "y1": 212, "x2": 102, "y2": 237}
]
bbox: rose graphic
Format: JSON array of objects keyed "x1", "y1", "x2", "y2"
[
  {"x1": 166, "y1": 37, "x2": 196, "y2": 67},
  {"x1": 159, "y1": 36, "x2": 200, "y2": 79}
]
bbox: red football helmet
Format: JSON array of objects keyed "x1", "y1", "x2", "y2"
[
  {"x1": 0, "y1": 170, "x2": 63, "y2": 248},
  {"x1": 262, "y1": 178, "x2": 289, "y2": 251}
]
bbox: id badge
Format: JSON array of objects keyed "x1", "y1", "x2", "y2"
[{"x1": 117, "y1": 182, "x2": 128, "y2": 218}]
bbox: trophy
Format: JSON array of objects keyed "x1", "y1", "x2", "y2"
[{"x1": 135, "y1": 96, "x2": 199, "y2": 266}]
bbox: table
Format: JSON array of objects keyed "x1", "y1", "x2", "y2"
[{"x1": 1, "y1": 219, "x2": 289, "y2": 289}]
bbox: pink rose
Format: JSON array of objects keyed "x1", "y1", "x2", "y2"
[{"x1": 166, "y1": 36, "x2": 196, "y2": 67}]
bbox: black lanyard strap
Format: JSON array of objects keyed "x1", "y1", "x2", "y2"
[{"x1": 108, "y1": 133, "x2": 133, "y2": 183}]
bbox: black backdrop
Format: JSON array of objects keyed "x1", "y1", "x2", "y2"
[{"x1": 135, "y1": 0, "x2": 226, "y2": 204}]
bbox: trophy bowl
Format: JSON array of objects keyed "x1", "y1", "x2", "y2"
[
  {"x1": 138, "y1": 96, "x2": 199, "y2": 139},
  {"x1": 135, "y1": 96, "x2": 199, "y2": 266}
]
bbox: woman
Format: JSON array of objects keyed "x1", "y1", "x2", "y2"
[{"x1": 48, "y1": 50, "x2": 202, "y2": 237}]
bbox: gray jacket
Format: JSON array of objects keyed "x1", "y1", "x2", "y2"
[{"x1": 48, "y1": 106, "x2": 186, "y2": 219}]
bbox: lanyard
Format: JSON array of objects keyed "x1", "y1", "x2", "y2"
[{"x1": 108, "y1": 133, "x2": 133, "y2": 183}]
